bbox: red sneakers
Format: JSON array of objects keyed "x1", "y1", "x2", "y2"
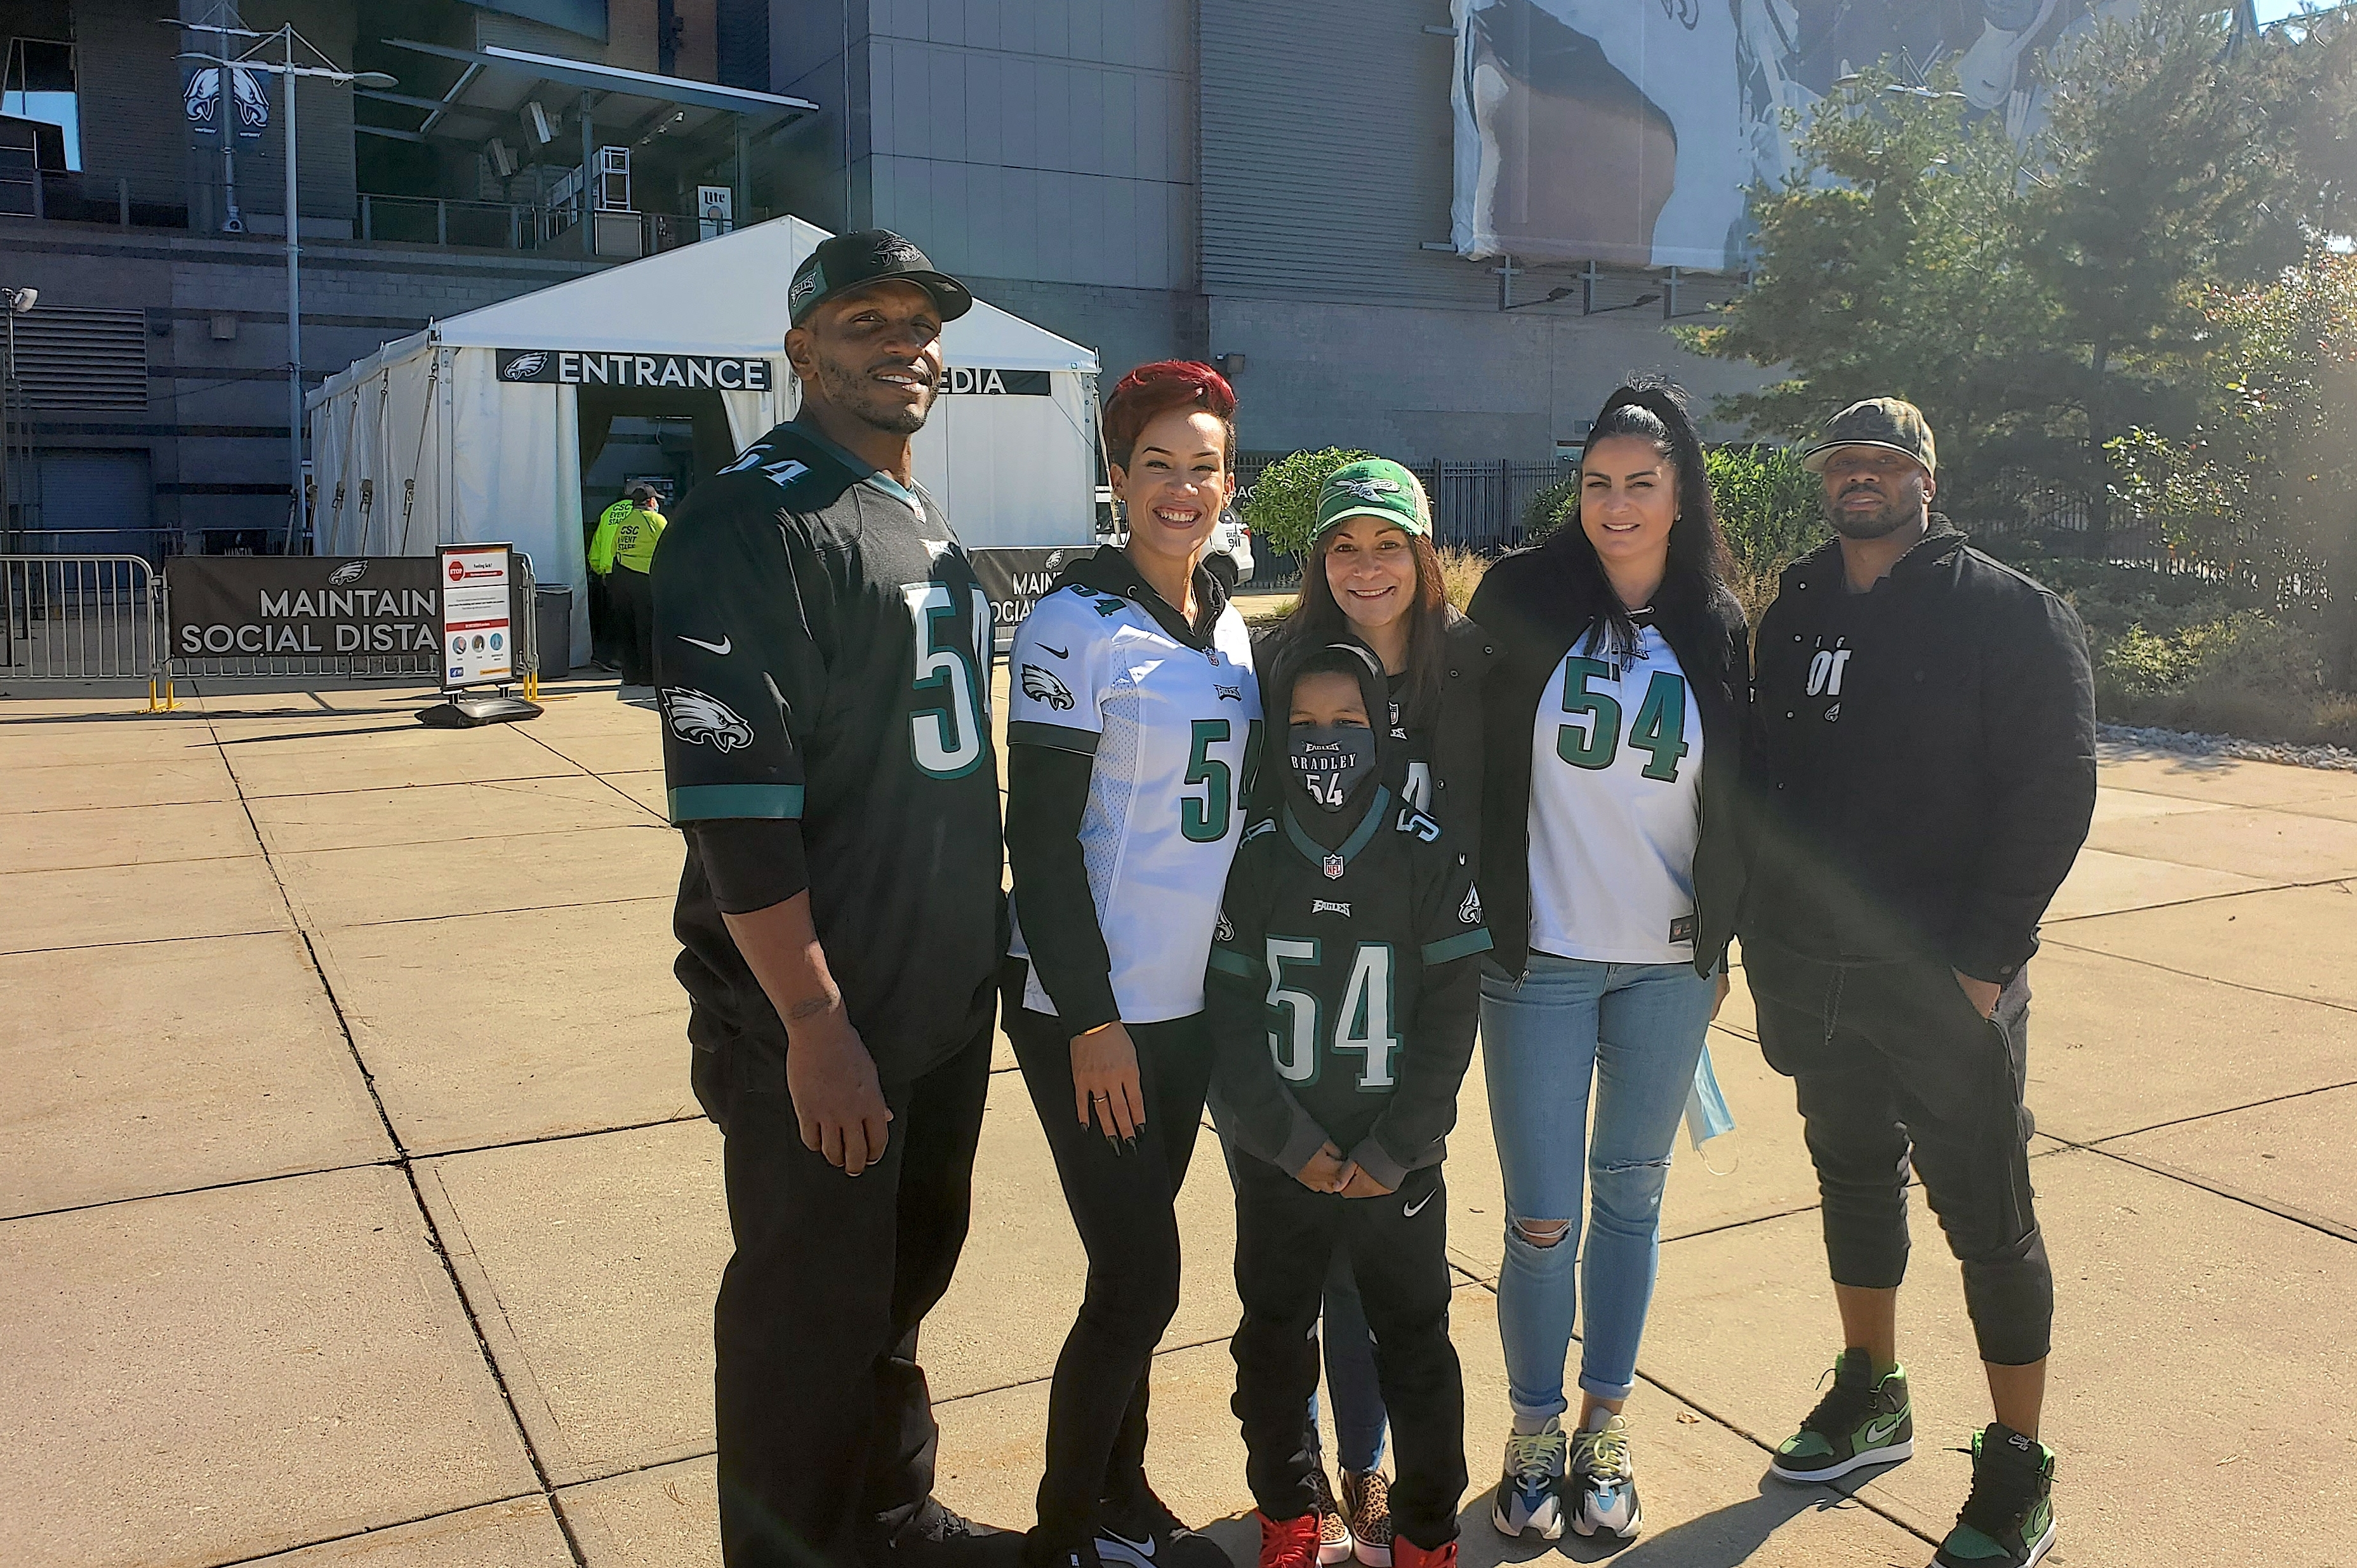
[
  {"x1": 1255, "y1": 1510, "x2": 1322, "y2": 1568},
  {"x1": 1389, "y1": 1538, "x2": 1457, "y2": 1568}
]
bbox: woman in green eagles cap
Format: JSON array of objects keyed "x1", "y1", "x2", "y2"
[{"x1": 1235, "y1": 456, "x2": 1499, "y2": 1557}]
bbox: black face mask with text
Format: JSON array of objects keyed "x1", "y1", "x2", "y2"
[{"x1": 1289, "y1": 724, "x2": 1376, "y2": 813}]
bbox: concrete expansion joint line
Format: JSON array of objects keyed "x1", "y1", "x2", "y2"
[
  {"x1": 192, "y1": 1490, "x2": 551, "y2": 1568},
  {"x1": 2044, "y1": 870, "x2": 2357, "y2": 927},
  {"x1": 206, "y1": 716, "x2": 596, "y2": 1568},
  {"x1": 507, "y1": 721, "x2": 671, "y2": 821},
  {"x1": 2038, "y1": 934, "x2": 2357, "y2": 1017}
]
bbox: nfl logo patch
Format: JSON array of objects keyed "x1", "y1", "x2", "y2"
[{"x1": 1323, "y1": 854, "x2": 1345, "y2": 880}]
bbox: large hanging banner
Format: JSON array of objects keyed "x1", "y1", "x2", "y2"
[{"x1": 1449, "y1": 0, "x2": 2128, "y2": 272}]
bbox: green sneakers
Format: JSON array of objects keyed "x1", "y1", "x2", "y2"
[
  {"x1": 1932, "y1": 1424, "x2": 2057, "y2": 1568},
  {"x1": 1769, "y1": 1348, "x2": 1913, "y2": 1483}
]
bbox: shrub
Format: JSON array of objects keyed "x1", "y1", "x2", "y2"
[
  {"x1": 1240, "y1": 448, "x2": 1376, "y2": 557},
  {"x1": 1522, "y1": 476, "x2": 1577, "y2": 542},
  {"x1": 1708, "y1": 446, "x2": 1825, "y2": 569},
  {"x1": 2094, "y1": 610, "x2": 2351, "y2": 745}
]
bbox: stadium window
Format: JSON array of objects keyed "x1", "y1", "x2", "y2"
[{"x1": 3, "y1": 35, "x2": 79, "y2": 171}]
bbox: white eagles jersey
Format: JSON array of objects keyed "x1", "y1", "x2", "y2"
[
  {"x1": 1526, "y1": 621, "x2": 1706, "y2": 965},
  {"x1": 1007, "y1": 581, "x2": 1262, "y2": 1023}
]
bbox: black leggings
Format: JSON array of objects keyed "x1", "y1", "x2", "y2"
[
  {"x1": 1748, "y1": 942, "x2": 2053, "y2": 1367},
  {"x1": 1006, "y1": 989, "x2": 1214, "y2": 1547}
]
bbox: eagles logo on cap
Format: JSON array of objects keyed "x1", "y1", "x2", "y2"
[
  {"x1": 1316, "y1": 457, "x2": 1432, "y2": 540},
  {"x1": 787, "y1": 229, "x2": 974, "y2": 328}
]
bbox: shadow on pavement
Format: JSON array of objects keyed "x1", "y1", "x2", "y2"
[
  {"x1": 1461, "y1": 1476, "x2": 1883, "y2": 1567},
  {"x1": 1189, "y1": 1476, "x2": 1900, "y2": 1567}
]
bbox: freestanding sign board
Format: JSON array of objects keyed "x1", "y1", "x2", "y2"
[{"x1": 437, "y1": 543, "x2": 515, "y2": 690}]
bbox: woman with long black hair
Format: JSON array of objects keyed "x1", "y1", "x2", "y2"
[
  {"x1": 1000, "y1": 361, "x2": 1260, "y2": 1568},
  {"x1": 1465, "y1": 380, "x2": 1750, "y2": 1543}
]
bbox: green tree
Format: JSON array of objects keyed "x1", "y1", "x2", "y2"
[
  {"x1": 1682, "y1": 0, "x2": 2321, "y2": 549},
  {"x1": 1240, "y1": 447, "x2": 1374, "y2": 557}
]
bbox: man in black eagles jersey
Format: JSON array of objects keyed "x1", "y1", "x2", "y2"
[
  {"x1": 1208, "y1": 644, "x2": 1489, "y2": 1568},
  {"x1": 650, "y1": 230, "x2": 1007, "y2": 1568}
]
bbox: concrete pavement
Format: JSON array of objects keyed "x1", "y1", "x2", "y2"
[{"x1": 3, "y1": 677, "x2": 2354, "y2": 1566}]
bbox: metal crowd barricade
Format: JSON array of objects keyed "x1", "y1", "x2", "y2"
[{"x1": 0, "y1": 555, "x2": 172, "y2": 709}]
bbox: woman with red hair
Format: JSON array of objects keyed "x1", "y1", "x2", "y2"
[{"x1": 1002, "y1": 361, "x2": 1261, "y2": 1568}]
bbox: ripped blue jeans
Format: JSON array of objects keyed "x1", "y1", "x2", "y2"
[{"x1": 1480, "y1": 953, "x2": 1715, "y2": 1413}]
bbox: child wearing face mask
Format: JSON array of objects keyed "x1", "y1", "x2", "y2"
[{"x1": 1207, "y1": 643, "x2": 1492, "y2": 1568}]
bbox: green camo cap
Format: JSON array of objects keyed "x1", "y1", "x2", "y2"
[
  {"x1": 1800, "y1": 397, "x2": 1937, "y2": 477},
  {"x1": 1315, "y1": 458, "x2": 1431, "y2": 538}
]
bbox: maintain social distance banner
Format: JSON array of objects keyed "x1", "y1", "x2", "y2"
[{"x1": 167, "y1": 555, "x2": 444, "y2": 658}]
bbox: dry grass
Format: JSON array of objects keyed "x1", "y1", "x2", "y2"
[{"x1": 1438, "y1": 545, "x2": 1491, "y2": 613}]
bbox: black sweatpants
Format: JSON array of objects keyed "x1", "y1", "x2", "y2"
[
  {"x1": 609, "y1": 564, "x2": 654, "y2": 686},
  {"x1": 1231, "y1": 1155, "x2": 1465, "y2": 1548},
  {"x1": 1006, "y1": 995, "x2": 1214, "y2": 1547},
  {"x1": 694, "y1": 1023, "x2": 993, "y2": 1568},
  {"x1": 1746, "y1": 941, "x2": 2052, "y2": 1367}
]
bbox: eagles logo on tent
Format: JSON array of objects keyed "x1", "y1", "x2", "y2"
[
  {"x1": 328, "y1": 561, "x2": 369, "y2": 586},
  {"x1": 1021, "y1": 665, "x2": 1074, "y2": 711},
  {"x1": 501, "y1": 352, "x2": 548, "y2": 382},
  {"x1": 663, "y1": 688, "x2": 755, "y2": 753},
  {"x1": 1331, "y1": 475, "x2": 1403, "y2": 503}
]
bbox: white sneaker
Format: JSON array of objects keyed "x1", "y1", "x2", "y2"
[
  {"x1": 1489, "y1": 1418, "x2": 1567, "y2": 1539},
  {"x1": 1569, "y1": 1412, "x2": 1642, "y2": 1539}
]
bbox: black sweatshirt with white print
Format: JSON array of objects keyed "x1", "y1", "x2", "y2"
[{"x1": 1743, "y1": 522, "x2": 2095, "y2": 985}]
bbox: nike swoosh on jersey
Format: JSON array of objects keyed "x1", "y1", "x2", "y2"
[
  {"x1": 1096, "y1": 1531, "x2": 1157, "y2": 1567},
  {"x1": 677, "y1": 634, "x2": 732, "y2": 655},
  {"x1": 1038, "y1": 644, "x2": 1070, "y2": 660},
  {"x1": 1404, "y1": 1191, "x2": 1435, "y2": 1218}
]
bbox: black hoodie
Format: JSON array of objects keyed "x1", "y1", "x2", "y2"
[{"x1": 1207, "y1": 643, "x2": 1490, "y2": 1186}]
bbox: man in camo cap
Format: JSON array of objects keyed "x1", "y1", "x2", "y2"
[{"x1": 1741, "y1": 396, "x2": 2095, "y2": 1568}]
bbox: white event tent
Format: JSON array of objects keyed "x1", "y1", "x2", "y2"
[{"x1": 308, "y1": 215, "x2": 1102, "y2": 663}]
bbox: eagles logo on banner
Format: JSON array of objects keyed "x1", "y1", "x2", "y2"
[
  {"x1": 494, "y1": 349, "x2": 774, "y2": 390},
  {"x1": 185, "y1": 64, "x2": 269, "y2": 137}
]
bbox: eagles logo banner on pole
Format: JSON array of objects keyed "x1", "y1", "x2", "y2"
[{"x1": 1449, "y1": 0, "x2": 2125, "y2": 272}]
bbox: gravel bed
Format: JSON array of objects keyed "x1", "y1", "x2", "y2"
[{"x1": 2097, "y1": 722, "x2": 2357, "y2": 773}]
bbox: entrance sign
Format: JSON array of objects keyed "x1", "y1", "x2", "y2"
[
  {"x1": 494, "y1": 349, "x2": 774, "y2": 390},
  {"x1": 438, "y1": 543, "x2": 515, "y2": 689},
  {"x1": 167, "y1": 555, "x2": 441, "y2": 658}
]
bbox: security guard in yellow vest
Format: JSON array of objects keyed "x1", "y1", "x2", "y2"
[{"x1": 590, "y1": 483, "x2": 667, "y2": 686}]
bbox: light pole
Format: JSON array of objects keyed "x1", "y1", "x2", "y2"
[
  {"x1": 178, "y1": 29, "x2": 393, "y2": 552},
  {"x1": 1, "y1": 285, "x2": 35, "y2": 552}
]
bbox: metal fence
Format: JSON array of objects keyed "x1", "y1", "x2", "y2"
[
  {"x1": 0, "y1": 552, "x2": 549, "y2": 710},
  {"x1": 0, "y1": 555, "x2": 168, "y2": 697}
]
